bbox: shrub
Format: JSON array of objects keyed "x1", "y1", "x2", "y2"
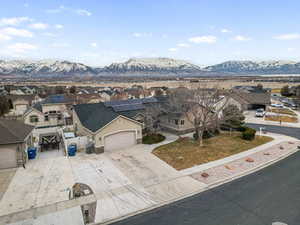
[
  {"x1": 142, "y1": 133, "x2": 166, "y2": 144},
  {"x1": 237, "y1": 126, "x2": 247, "y2": 132},
  {"x1": 242, "y1": 128, "x2": 256, "y2": 140},
  {"x1": 193, "y1": 132, "x2": 199, "y2": 140}
]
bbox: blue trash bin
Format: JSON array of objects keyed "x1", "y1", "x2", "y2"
[
  {"x1": 68, "y1": 144, "x2": 76, "y2": 157},
  {"x1": 28, "y1": 147, "x2": 37, "y2": 160}
]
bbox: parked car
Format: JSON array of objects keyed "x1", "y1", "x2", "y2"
[{"x1": 255, "y1": 108, "x2": 265, "y2": 117}]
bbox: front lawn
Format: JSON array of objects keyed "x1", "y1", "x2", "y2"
[
  {"x1": 269, "y1": 108, "x2": 297, "y2": 116},
  {"x1": 153, "y1": 133, "x2": 273, "y2": 170},
  {"x1": 265, "y1": 115, "x2": 298, "y2": 123}
]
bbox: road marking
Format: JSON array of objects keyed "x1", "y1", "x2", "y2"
[{"x1": 272, "y1": 222, "x2": 288, "y2": 225}]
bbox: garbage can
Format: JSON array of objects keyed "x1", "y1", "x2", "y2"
[
  {"x1": 68, "y1": 144, "x2": 77, "y2": 156},
  {"x1": 27, "y1": 147, "x2": 37, "y2": 160}
]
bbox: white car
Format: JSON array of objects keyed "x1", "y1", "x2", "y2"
[{"x1": 255, "y1": 108, "x2": 265, "y2": 117}]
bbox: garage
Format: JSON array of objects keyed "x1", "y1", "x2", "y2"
[
  {"x1": 0, "y1": 119, "x2": 34, "y2": 170},
  {"x1": 0, "y1": 145, "x2": 17, "y2": 169},
  {"x1": 104, "y1": 131, "x2": 136, "y2": 152}
]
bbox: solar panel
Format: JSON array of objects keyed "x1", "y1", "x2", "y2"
[
  {"x1": 105, "y1": 97, "x2": 157, "y2": 107},
  {"x1": 112, "y1": 104, "x2": 145, "y2": 112}
]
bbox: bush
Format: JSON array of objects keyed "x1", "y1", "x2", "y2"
[
  {"x1": 193, "y1": 132, "x2": 199, "y2": 140},
  {"x1": 242, "y1": 128, "x2": 256, "y2": 140},
  {"x1": 237, "y1": 126, "x2": 247, "y2": 132},
  {"x1": 142, "y1": 133, "x2": 166, "y2": 144}
]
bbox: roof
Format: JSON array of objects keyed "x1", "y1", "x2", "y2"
[
  {"x1": 233, "y1": 91, "x2": 271, "y2": 105},
  {"x1": 43, "y1": 95, "x2": 73, "y2": 105},
  {"x1": 0, "y1": 119, "x2": 34, "y2": 145},
  {"x1": 73, "y1": 102, "x2": 120, "y2": 132}
]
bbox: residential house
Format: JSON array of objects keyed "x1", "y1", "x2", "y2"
[
  {"x1": 73, "y1": 102, "x2": 143, "y2": 153},
  {"x1": 23, "y1": 95, "x2": 74, "y2": 128},
  {"x1": 7, "y1": 94, "x2": 40, "y2": 116},
  {"x1": 0, "y1": 119, "x2": 34, "y2": 169},
  {"x1": 230, "y1": 90, "x2": 271, "y2": 110}
]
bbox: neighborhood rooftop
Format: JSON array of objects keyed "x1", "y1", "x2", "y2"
[{"x1": 0, "y1": 119, "x2": 34, "y2": 145}]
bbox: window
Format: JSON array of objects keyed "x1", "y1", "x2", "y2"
[
  {"x1": 57, "y1": 114, "x2": 62, "y2": 120},
  {"x1": 180, "y1": 120, "x2": 185, "y2": 125},
  {"x1": 174, "y1": 119, "x2": 179, "y2": 125},
  {"x1": 44, "y1": 115, "x2": 49, "y2": 121},
  {"x1": 30, "y1": 115, "x2": 38, "y2": 123}
]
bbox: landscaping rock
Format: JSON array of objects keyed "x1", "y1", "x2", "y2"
[
  {"x1": 225, "y1": 165, "x2": 234, "y2": 170},
  {"x1": 201, "y1": 172, "x2": 209, "y2": 178},
  {"x1": 245, "y1": 157, "x2": 254, "y2": 163},
  {"x1": 279, "y1": 146, "x2": 284, "y2": 150}
]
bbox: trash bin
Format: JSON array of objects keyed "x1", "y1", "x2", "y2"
[
  {"x1": 27, "y1": 147, "x2": 37, "y2": 160},
  {"x1": 68, "y1": 144, "x2": 77, "y2": 156}
]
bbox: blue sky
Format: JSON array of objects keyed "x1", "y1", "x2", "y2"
[{"x1": 0, "y1": 0, "x2": 300, "y2": 66}]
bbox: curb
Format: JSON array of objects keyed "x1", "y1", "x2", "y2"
[{"x1": 95, "y1": 147, "x2": 299, "y2": 225}]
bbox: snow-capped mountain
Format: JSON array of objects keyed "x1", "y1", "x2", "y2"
[
  {"x1": 2, "y1": 58, "x2": 300, "y2": 77},
  {"x1": 0, "y1": 60, "x2": 96, "y2": 76},
  {"x1": 104, "y1": 57, "x2": 202, "y2": 74},
  {"x1": 205, "y1": 60, "x2": 300, "y2": 74}
]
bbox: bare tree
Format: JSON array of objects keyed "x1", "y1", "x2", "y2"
[
  {"x1": 163, "y1": 85, "x2": 230, "y2": 146},
  {"x1": 143, "y1": 102, "x2": 163, "y2": 134}
]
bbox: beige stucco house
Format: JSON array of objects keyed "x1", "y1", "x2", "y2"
[
  {"x1": 23, "y1": 95, "x2": 73, "y2": 128},
  {"x1": 73, "y1": 102, "x2": 143, "y2": 153}
]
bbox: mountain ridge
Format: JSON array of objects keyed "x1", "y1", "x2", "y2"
[{"x1": 1, "y1": 58, "x2": 300, "y2": 76}]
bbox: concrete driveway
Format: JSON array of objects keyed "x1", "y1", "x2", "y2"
[{"x1": 0, "y1": 133, "x2": 206, "y2": 224}]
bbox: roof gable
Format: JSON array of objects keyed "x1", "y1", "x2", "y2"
[{"x1": 0, "y1": 120, "x2": 34, "y2": 145}]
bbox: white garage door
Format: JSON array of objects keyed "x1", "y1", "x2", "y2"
[
  {"x1": 0, "y1": 146, "x2": 17, "y2": 169},
  {"x1": 104, "y1": 131, "x2": 136, "y2": 152}
]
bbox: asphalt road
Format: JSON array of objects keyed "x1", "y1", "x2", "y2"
[
  {"x1": 112, "y1": 125, "x2": 300, "y2": 225},
  {"x1": 246, "y1": 123, "x2": 300, "y2": 139}
]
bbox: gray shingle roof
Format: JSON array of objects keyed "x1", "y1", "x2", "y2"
[
  {"x1": 74, "y1": 102, "x2": 120, "y2": 132},
  {"x1": 0, "y1": 119, "x2": 34, "y2": 145}
]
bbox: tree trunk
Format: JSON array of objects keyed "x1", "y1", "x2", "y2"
[{"x1": 198, "y1": 129, "x2": 204, "y2": 147}]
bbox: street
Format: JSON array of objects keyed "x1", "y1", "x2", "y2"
[{"x1": 111, "y1": 125, "x2": 300, "y2": 225}]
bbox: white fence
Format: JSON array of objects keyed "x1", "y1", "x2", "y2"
[{"x1": 63, "y1": 136, "x2": 89, "y2": 155}]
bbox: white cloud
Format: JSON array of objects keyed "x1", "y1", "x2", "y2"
[
  {"x1": 177, "y1": 43, "x2": 190, "y2": 48},
  {"x1": 90, "y1": 42, "x2": 98, "y2": 48},
  {"x1": 189, "y1": 35, "x2": 217, "y2": 44},
  {"x1": 0, "y1": 27, "x2": 33, "y2": 38},
  {"x1": 46, "y1": 6, "x2": 92, "y2": 16},
  {"x1": 221, "y1": 28, "x2": 231, "y2": 33},
  {"x1": 168, "y1": 48, "x2": 177, "y2": 52},
  {"x1": 46, "y1": 5, "x2": 65, "y2": 14},
  {"x1": 51, "y1": 43, "x2": 70, "y2": 48},
  {"x1": 0, "y1": 33, "x2": 11, "y2": 41},
  {"x1": 0, "y1": 17, "x2": 31, "y2": 26},
  {"x1": 75, "y1": 9, "x2": 92, "y2": 16},
  {"x1": 7, "y1": 43, "x2": 38, "y2": 53},
  {"x1": 132, "y1": 32, "x2": 152, "y2": 38},
  {"x1": 55, "y1": 24, "x2": 64, "y2": 29},
  {"x1": 287, "y1": 47, "x2": 295, "y2": 52},
  {"x1": 233, "y1": 35, "x2": 251, "y2": 41},
  {"x1": 42, "y1": 32, "x2": 57, "y2": 37},
  {"x1": 273, "y1": 33, "x2": 300, "y2": 40},
  {"x1": 29, "y1": 23, "x2": 48, "y2": 30},
  {"x1": 162, "y1": 34, "x2": 168, "y2": 39}
]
